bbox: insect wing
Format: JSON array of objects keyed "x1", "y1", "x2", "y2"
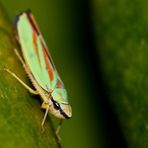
[{"x1": 15, "y1": 11, "x2": 63, "y2": 91}]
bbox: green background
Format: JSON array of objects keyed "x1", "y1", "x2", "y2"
[{"x1": 1, "y1": 0, "x2": 148, "y2": 148}]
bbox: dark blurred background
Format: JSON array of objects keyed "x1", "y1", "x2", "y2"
[{"x1": 0, "y1": 0, "x2": 128, "y2": 148}]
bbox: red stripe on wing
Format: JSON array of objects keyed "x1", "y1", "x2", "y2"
[
  {"x1": 56, "y1": 80, "x2": 64, "y2": 88},
  {"x1": 41, "y1": 38, "x2": 64, "y2": 89},
  {"x1": 27, "y1": 12, "x2": 41, "y2": 35},
  {"x1": 42, "y1": 43, "x2": 54, "y2": 83},
  {"x1": 32, "y1": 30, "x2": 41, "y2": 67}
]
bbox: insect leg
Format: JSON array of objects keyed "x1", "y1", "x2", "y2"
[
  {"x1": 14, "y1": 48, "x2": 26, "y2": 66},
  {"x1": 41, "y1": 103, "x2": 50, "y2": 127},
  {"x1": 4, "y1": 68, "x2": 39, "y2": 95},
  {"x1": 56, "y1": 119, "x2": 63, "y2": 142}
]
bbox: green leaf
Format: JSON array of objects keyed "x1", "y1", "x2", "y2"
[{"x1": 0, "y1": 4, "x2": 60, "y2": 148}]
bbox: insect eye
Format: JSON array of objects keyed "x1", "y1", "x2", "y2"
[
  {"x1": 55, "y1": 102, "x2": 60, "y2": 109},
  {"x1": 52, "y1": 100, "x2": 60, "y2": 110}
]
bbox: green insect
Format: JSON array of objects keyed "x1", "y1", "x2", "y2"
[{"x1": 5, "y1": 10, "x2": 72, "y2": 139}]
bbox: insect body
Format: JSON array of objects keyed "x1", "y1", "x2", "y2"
[{"x1": 6, "y1": 10, "x2": 72, "y2": 127}]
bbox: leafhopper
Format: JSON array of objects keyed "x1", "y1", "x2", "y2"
[{"x1": 5, "y1": 10, "x2": 72, "y2": 138}]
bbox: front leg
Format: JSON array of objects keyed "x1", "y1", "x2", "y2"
[
  {"x1": 41, "y1": 100, "x2": 62, "y2": 143},
  {"x1": 41, "y1": 99, "x2": 52, "y2": 127}
]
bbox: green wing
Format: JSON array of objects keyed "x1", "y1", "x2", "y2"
[{"x1": 15, "y1": 11, "x2": 62, "y2": 92}]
